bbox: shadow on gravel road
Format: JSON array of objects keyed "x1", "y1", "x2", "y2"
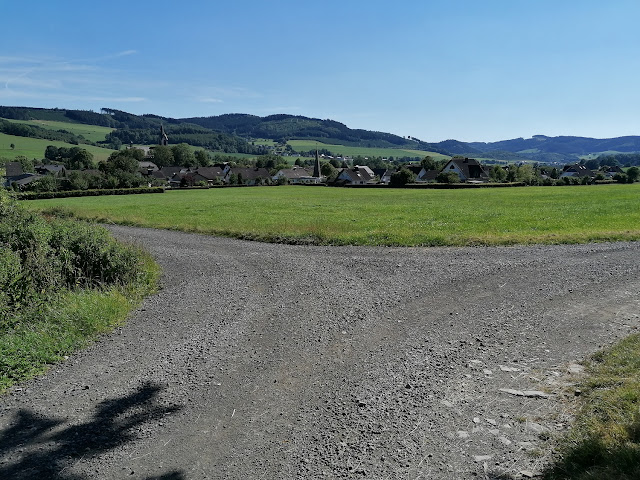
[{"x1": 0, "y1": 382, "x2": 184, "y2": 480}]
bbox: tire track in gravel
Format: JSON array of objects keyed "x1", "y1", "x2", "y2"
[{"x1": 0, "y1": 227, "x2": 639, "y2": 479}]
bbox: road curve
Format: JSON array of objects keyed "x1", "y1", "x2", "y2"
[{"x1": 1, "y1": 226, "x2": 639, "y2": 479}]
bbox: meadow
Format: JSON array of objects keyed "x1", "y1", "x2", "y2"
[
  {"x1": 287, "y1": 140, "x2": 450, "y2": 160},
  {"x1": 4, "y1": 118, "x2": 114, "y2": 143},
  {"x1": 27, "y1": 184, "x2": 640, "y2": 247},
  {"x1": 0, "y1": 132, "x2": 115, "y2": 162}
]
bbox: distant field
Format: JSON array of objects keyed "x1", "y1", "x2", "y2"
[
  {"x1": 580, "y1": 151, "x2": 625, "y2": 160},
  {"x1": 27, "y1": 184, "x2": 640, "y2": 247},
  {"x1": 287, "y1": 140, "x2": 450, "y2": 160},
  {"x1": 252, "y1": 138, "x2": 277, "y2": 146},
  {"x1": 4, "y1": 118, "x2": 114, "y2": 143},
  {"x1": 0, "y1": 133, "x2": 115, "y2": 162}
]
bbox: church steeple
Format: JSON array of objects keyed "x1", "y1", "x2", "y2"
[
  {"x1": 159, "y1": 125, "x2": 169, "y2": 146},
  {"x1": 313, "y1": 148, "x2": 321, "y2": 177}
]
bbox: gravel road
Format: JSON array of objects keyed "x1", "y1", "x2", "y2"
[{"x1": 1, "y1": 226, "x2": 639, "y2": 479}]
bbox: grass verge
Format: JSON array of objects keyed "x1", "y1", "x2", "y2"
[
  {"x1": 543, "y1": 334, "x2": 640, "y2": 479},
  {"x1": 0, "y1": 244, "x2": 159, "y2": 393}
]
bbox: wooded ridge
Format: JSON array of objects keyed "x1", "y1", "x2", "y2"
[{"x1": 3, "y1": 106, "x2": 640, "y2": 163}]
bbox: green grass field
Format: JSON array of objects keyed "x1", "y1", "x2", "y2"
[
  {"x1": 0, "y1": 132, "x2": 115, "y2": 163},
  {"x1": 26, "y1": 184, "x2": 640, "y2": 247},
  {"x1": 287, "y1": 140, "x2": 450, "y2": 160},
  {"x1": 4, "y1": 118, "x2": 114, "y2": 143}
]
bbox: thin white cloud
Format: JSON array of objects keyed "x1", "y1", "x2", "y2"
[
  {"x1": 0, "y1": 75, "x2": 61, "y2": 89},
  {"x1": 0, "y1": 88, "x2": 147, "y2": 103},
  {"x1": 0, "y1": 56, "x2": 43, "y2": 65},
  {"x1": 0, "y1": 51, "x2": 148, "y2": 107},
  {"x1": 198, "y1": 97, "x2": 223, "y2": 103},
  {"x1": 79, "y1": 50, "x2": 138, "y2": 63},
  {"x1": 115, "y1": 50, "x2": 137, "y2": 57}
]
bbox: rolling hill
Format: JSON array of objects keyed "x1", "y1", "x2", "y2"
[{"x1": 2, "y1": 106, "x2": 640, "y2": 164}]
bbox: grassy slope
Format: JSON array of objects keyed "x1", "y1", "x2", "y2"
[
  {"x1": 287, "y1": 140, "x2": 450, "y2": 160},
  {"x1": 26, "y1": 184, "x2": 640, "y2": 247},
  {"x1": 3, "y1": 118, "x2": 114, "y2": 143},
  {"x1": 0, "y1": 132, "x2": 115, "y2": 163}
]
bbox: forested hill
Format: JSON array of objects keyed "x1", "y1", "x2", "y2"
[
  {"x1": 178, "y1": 114, "x2": 640, "y2": 161},
  {"x1": 179, "y1": 113, "x2": 444, "y2": 151},
  {"x1": 469, "y1": 135, "x2": 640, "y2": 157},
  {"x1": 0, "y1": 106, "x2": 261, "y2": 154}
]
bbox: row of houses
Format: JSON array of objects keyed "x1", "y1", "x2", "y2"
[
  {"x1": 556, "y1": 164, "x2": 623, "y2": 179},
  {"x1": 3, "y1": 157, "x2": 629, "y2": 190},
  {"x1": 2, "y1": 162, "x2": 67, "y2": 189},
  {"x1": 334, "y1": 158, "x2": 490, "y2": 185},
  {"x1": 141, "y1": 164, "x2": 324, "y2": 187}
]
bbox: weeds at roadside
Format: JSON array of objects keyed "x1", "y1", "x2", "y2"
[
  {"x1": 0, "y1": 189, "x2": 160, "y2": 392},
  {"x1": 543, "y1": 334, "x2": 640, "y2": 480}
]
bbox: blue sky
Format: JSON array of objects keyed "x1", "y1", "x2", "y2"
[{"x1": 2, "y1": 1, "x2": 640, "y2": 142}]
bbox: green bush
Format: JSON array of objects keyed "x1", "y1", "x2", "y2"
[
  {"x1": 0, "y1": 248, "x2": 23, "y2": 322},
  {"x1": 0, "y1": 188, "x2": 159, "y2": 390},
  {"x1": 0, "y1": 188, "x2": 148, "y2": 313}
]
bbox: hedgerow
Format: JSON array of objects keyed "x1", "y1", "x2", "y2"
[
  {"x1": 0, "y1": 188, "x2": 159, "y2": 390},
  {"x1": 16, "y1": 186, "x2": 164, "y2": 200}
]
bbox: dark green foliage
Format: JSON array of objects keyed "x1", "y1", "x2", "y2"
[
  {"x1": 65, "y1": 109, "x2": 118, "y2": 127},
  {"x1": 13, "y1": 155, "x2": 34, "y2": 173},
  {"x1": 0, "y1": 119, "x2": 90, "y2": 146},
  {"x1": 62, "y1": 171, "x2": 90, "y2": 191},
  {"x1": 171, "y1": 143, "x2": 196, "y2": 167},
  {"x1": 29, "y1": 176, "x2": 59, "y2": 193},
  {"x1": 613, "y1": 172, "x2": 628, "y2": 184},
  {"x1": 489, "y1": 164, "x2": 507, "y2": 182},
  {"x1": 97, "y1": 149, "x2": 146, "y2": 188},
  {"x1": 435, "y1": 171, "x2": 460, "y2": 184},
  {"x1": 151, "y1": 145, "x2": 174, "y2": 168},
  {"x1": 321, "y1": 162, "x2": 338, "y2": 181},
  {"x1": 597, "y1": 153, "x2": 640, "y2": 167},
  {"x1": 44, "y1": 146, "x2": 95, "y2": 169},
  {"x1": 256, "y1": 154, "x2": 283, "y2": 169},
  {"x1": 626, "y1": 166, "x2": 639, "y2": 182},
  {"x1": 420, "y1": 155, "x2": 444, "y2": 171},
  {"x1": 194, "y1": 149, "x2": 209, "y2": 166},
  {"x1": 390, "y1": 168, "x2": 416, "y2": 186}
]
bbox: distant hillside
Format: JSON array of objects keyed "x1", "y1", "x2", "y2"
[
  {"x1": 3, "y1": 106, "x2": 640, "y2": 163},
  {"x1": 0, "y1": 107, "x2": 261, "y2": 154},
  {"x1": 180, "y1": 113, "x2": 446, "y2": 152},
  {"x1": 466, "y1": 135, "x2": 640, "y2": 163}
]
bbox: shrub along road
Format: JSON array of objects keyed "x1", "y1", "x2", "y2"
[{"x1": 0, "y1": 227, "x2": 639, "y2": 479}]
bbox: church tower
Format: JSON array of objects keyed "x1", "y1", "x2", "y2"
[
  {"x1": 313, "y1": 148, "x2": 321, "y2": 177},
  {"x1": 159, "y1": 125, "x2": 169, "y2": 146}
]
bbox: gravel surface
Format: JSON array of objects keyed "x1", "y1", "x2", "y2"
[{"x1": 1, "y1": 226, "x2": 639, "y2": 479}]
